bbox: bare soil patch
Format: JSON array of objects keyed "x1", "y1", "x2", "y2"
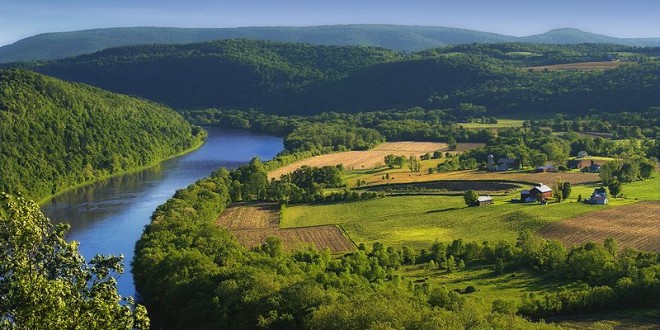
[
  {"x1": 269, "y1": 141, "x2": 482, "y2": 179},
  {"x1": 524, "y1": 61, "x2": 632, "y2": 72},
  {"x1": 217, "y1": 202, "x2": 354, "y2": 253},
  {"x1": 539, "y1": 201, "x2": 660, "y2": 252}
]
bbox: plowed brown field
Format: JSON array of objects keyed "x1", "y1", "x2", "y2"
[
  {"x1": 269, "y1": 141, "x2": 482, "y2": 179},
  {"x1": 539, "y1": 201, "x2": 660, "y2": 251},
  {"x1": 217, "y1": 203, "x2": 354, "y2": 253}
]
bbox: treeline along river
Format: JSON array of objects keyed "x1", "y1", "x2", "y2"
[{"x1": 41, "y1": 128, "x2": 283, "y2": 298}]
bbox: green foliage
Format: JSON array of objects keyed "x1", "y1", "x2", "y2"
[
  {"x1": 284, "y1": 123, "x2": 385, "y2": 153},
  {"x1": 561, "y1": 182, "x2": 572, "y2": 200},
  {"x1": 532, "y1": 153, "x2": 549, "y2": 167},
  {"x1": 384, "y1": 154, "x2": 407, "y2": 168},
  {"x1": 0, "y1": 69, "x2": 204, "y2": 202},
  {"x1": 17, "y1": 41, "x2": 660, "y2": 117},
  {"x1": 407, "y1": 155, "x2": 421, "y2": 172},
  {"x1": 463, "y1": 190, "x2": 479, "y2": 206},
  {"x1": 600, "y1": 156, "x2": 655, "y2": 186},
  {"x1": 133, "y1": 165, "x2": 571, "y2": 329},
  {"x1": 0, "y1": 193, "x2": 149, "y2": 329},
  {"x1": 608, "y1": 180, "x2": 622, "y2": 197}
]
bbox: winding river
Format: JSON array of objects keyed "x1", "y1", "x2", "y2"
[{"x1": 41, "y1": 128, "x2": 283, "y2": 298}]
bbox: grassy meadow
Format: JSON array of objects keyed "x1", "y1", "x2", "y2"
[
  {"x1": 458, "y1": 119, "x2": 524, "y2": 129},
  {"x1": 283, "y1": 194, "x2": 597, "y2": 248},
  {"x1": 283, "y1": 171, "x2": 660, "y2": 248}
]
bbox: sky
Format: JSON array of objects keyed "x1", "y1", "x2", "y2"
[{"x1": 2, "y1": 0, "x2": 660, "y2": 46}]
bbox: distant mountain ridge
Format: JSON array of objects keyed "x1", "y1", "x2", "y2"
[{"x1": 2, "y1": 25, "x2": 660, "y2": 63}]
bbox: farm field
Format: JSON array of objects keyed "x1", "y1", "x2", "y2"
[
  {"x1": 539, "y1": 201, "x2": 660, "y2": 251},
  {"x1": 401, "y1": 263, "x2": 563, "y2": 305},
  {"x1": 362, "y1": 180, "x2": 523, "y2": 196},
  {"x1": 268, "y1": 141, "x2": 483, "y2": 179},
  {"x1": 524, "y1": 61, "x2": 633, "y2": 71},
  {"x1": 283, "y1": 171, "x2": 660, "y2": 249},
  {"x1": 217, "y1": 202, "x2": 354, "y2": 253},
  {"x1": 459, "y1": 119, "x2": 524, "y2": 129},
  {"x1": 352, "y1": 168, "x2": 601, "y2": 188},
  {"x1": 282, "y1": 195, "x2": 612, "y2": 248}
]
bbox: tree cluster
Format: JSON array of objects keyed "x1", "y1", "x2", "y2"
[
  {"x1": 132, "y1": 168, "x2": 567, "y2": 329},
  {"x1": 0, "y1": 193, "x2": 149, "y2": 329},
  {"x1": 133, "y1": 161, "x2": 660, "y2": 329}
]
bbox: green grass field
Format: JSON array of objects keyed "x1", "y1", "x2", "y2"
[
  {"x1": 283, "y1": 194, "x2": 598, "y2": 247},
  {"x1": 401, "y1": 263, "x2": 563, "y2": 304},
  {"x1": 506, "y1": 51, "x2": 540, "y2": 57},
  {"x1": 459, "y1": 119, "x2": 524, "y2": 129},
  {"x1": 284, "y1": 172, "x2": 660, "y2": 248}
]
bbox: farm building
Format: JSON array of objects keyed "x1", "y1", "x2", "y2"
[
  {"x1": 567, "y1": 159, "x2": 584, "y2": 169},
  {"x1": 582, "y1": 162, "x2": 601, "y2": 173},
  {"x1": 488, "y1": 155, "x2": 519, "y2": 171},
  {"x1": 577, "y1": 151, "x2": 589, "y2": 158},
  {"x1": 535, "y1": 165, "x2": 557, "y2": 172},
  {"x1": 476, "y1": 196, "x2": 493, "y2": 206},
  {"x1": 587, "y1": 187, "x2": 608, "y2": 205},
  {"x1": 521, "y1": 183, "x2": 553, "y2": 202}
]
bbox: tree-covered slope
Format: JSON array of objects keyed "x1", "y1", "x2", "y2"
[
  {"x1": 0, "y1": 69, "x2": 204, "y2": 202},
  {"x1": 2, "y1": 25, "x2": 660, "y2": 63},
  {"x1": 30, "y1": 39, "x2": 401, "y2": 110},
  {"x1": 23, "y1": 41, "x2": 660, "y2": 116}
]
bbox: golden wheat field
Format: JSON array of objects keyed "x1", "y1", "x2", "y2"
[{"x1": 268, "y1": 141, "x2": 482, "y2": 179}]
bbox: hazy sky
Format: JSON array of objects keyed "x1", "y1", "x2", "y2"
[{"x1": 2, "y1": 0, "x2": 660, "y2": 46}]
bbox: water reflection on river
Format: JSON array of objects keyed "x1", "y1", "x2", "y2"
[{"x1": 41, "y1": 128, "x2": 282, "y2": 298}]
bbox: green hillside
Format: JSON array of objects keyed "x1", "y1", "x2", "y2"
[
  {"x1": 2, "y1": 25, "x2": 660, "y2": 63},
  {"x1": 0, "y1": 69, "x2": 205, "y2": 202},
  {"x1": 21, "y1": 40, "x2": 660, "y2": 116},
  {"x1": 29, "y1": 39, "x2": 402, "y2": 111}
]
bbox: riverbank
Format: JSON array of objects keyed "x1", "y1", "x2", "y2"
[
  {"x1": 37, "y1": 132, "x2": 207, "y2": 206},
  {"x1": 41, "y1": 129, "x2": 283, "y2": 298}
]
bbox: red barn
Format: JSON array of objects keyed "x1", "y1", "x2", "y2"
[{"x1": 529, "y1": 183, "x2": 553, "y2": 200}]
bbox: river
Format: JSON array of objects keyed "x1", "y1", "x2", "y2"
[{"x1": 41, "y1": 128, "x2": 283, "y2": 298}]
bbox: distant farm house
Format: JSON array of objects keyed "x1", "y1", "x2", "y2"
[
  {"x1": 487, "y1": 154, "x2": 519, "y2": 171},
  {"x1": 476, "y1": 196, "x2": 493, "y2": 206},
  {"x1": 521, "y1": 183, "x2": 553, "y2": 202},
  {"x1": 581, "y1": 161, "x2": 601, "y2": 173},
  {"x1": 535, "y1": 165, "x2": 557, "y2": 172},
  {"x1": 586, "y1": 187, "x2": 608, "y2": 205},
  {"x1": 567, "y1": 159, "x2": 584, "y2": 169}
]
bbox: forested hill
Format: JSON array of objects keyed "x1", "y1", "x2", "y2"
[
  {"x1": 28, "y1": 40, "x2": 402, "y2": 111},
  {"x1": 22, "y1": 40, "x2": 660, "y2": 116},
  {"x1": 3, "y1": 25, "x2": 660, "y2": 63},
  {"x1": 0, "y1": 69, "x2": 204, "y2": 202}
]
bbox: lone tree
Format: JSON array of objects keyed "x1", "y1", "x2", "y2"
[
  {"x1": 608, "y1": 180, "x2": 622, "y2": 197},
  {"x1": 464, "y1": 190, "x2": 479, "y2": 206},
  {"x1": 447, "y1": 136, "x2": 457, "y2": 151},
  {"x1": 561, "y1": 182, "x2": 572, "y2": 200},
  {"x1": 0, "y1": 193, "x2": 149, "y2": 329}
]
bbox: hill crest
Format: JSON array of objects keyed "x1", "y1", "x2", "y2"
[{"x1": 2, "y1": 25, "x2": 659, "y2": 63}]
